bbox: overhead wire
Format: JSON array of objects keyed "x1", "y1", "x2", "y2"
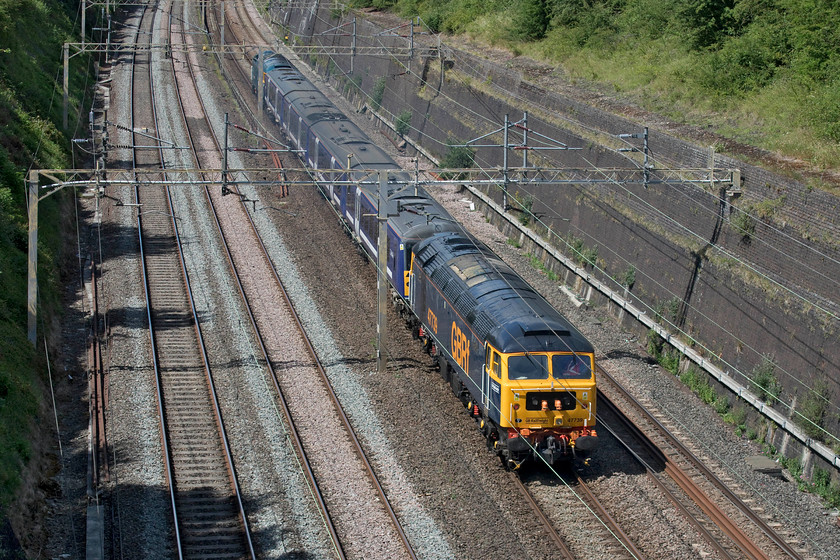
[
  {"x1": 278, "y1": 3, "x2": 840, "y2": 436},
  {"x1": 263, "y1": 10, "x2": 636, "y2": 543},
  {"x1": 374, "y1": 33, "x2": 840, "y2": 416},
  {"x1": 253, "y1": 8, "x2": 840, "y2": 556},
  {"x1": 266, "y1": 0, "x2": 840, "y2": 508}
]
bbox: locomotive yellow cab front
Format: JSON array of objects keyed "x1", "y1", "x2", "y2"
[{"x1": 496, "y1": 349, "x2": 598, "y2": 466}]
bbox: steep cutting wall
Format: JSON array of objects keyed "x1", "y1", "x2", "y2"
[{"x1": 269, "y1": 4, "x2": 840, "y2": 455}]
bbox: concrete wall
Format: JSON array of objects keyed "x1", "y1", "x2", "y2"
[{"x1": 268, "y1": 4, "x2": 840, "y2": 457}]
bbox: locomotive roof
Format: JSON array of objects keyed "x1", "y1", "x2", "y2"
[
  {"x1": 413, "y1": 232, "x2": 593, "y2": 354},
  {"x1": 386, "y1": 190, "x2": 462, "y2": 242}
]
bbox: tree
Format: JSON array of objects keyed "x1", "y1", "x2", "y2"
[
  {"x1": 678, "y1": 0, "x2": 736, "y2": 49},
  {"x1": 512, "y1": 0, "x2": 549, "y2": 42}
]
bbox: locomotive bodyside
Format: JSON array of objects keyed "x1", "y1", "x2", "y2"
[{"x1": 411, "y1": 232, "x2": 597, "y2": 468}]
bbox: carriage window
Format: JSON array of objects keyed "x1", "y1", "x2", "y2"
[
  {"x1": 301, "y1": 123, "x2": 310, "y2": 158},
  {"x1": 309, "y1": 135, "x2": 318, "y2": 165},
  {"x1": 347, "y1": 186, "x2": 356, "y2": 218},
  {"x1": 363, "y1": 210, "x2": 376, "y2": 240},
  {"x1": 508, "y1": 354, "x2": 548, "y2": 380},
  {"x1": 319, "y1": 142, "x2": 329, "y2": 169},
  {"x1": 290, "y1": 114, "x2": 299, "y2": 141},
  {"x1": 551, "y1": 354, "x2": 592, "y2": 380},
  {"x1": 388, "y1": 237, "x2": 397, "y2": 269}
]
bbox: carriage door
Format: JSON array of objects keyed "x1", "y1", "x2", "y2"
[
  {"x1": 485, "y1": 345, "x2": 503, "y2": 423},
  {"x1": 353, "y1": 188, "x2": 361, "y2": 237}
]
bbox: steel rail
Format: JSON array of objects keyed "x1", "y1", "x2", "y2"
[
  {"x1": 171, "y1": 1, "x2": 348, "y2": 557},
  {"x1": 128, "y1": 0, "x2": 255, "y2": 557},
  {"x1": 597, "y1": 397, "x2": 737, "y2": 559},
  {"x1": 510, "y1": 475, "x2": 576, "y2": 559},
  {"x1": 164, "y1": 2, "x2": 258, "y2": 556},
  {"x1": 572, "y1": 472, "x2": 646, "y2": 560},
  {"x1": 127, "y1": 3, "x2": 183, "y2": 557},
  {"x1": 206, "y1": 2, "x2": 420, "y2": 556},
  {"x1": 598, "y1": 367, "x2": 803, "y2": 559}
]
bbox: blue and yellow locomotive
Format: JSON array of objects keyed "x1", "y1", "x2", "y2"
[
  {"x1": 411, "y1": 233, "x2": 597, "y2": 468},
  {"x1": 253, "y1": 51, "x2": 597, "y2": 468}
]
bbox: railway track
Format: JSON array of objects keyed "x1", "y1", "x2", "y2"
[
  {"x1": 515, "y1": 469, "x2": 648, "y2": 560},
  {"x1": 202, "y1": 5, "x2": 654, "y2": 558},
  {"x1": 174, "y1": 2, "x2": 811, "y2": 558},
  {"x1": 597, "y1": 367, "x2": 808, "y2": 560},
  {"x1": 129, "y1": 1, "x2": 255, "y2": 557},
  {"x1": 162, "y1": 2, "x2": 420, "y2": 557}
]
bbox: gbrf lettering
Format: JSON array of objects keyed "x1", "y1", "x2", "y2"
[{"x1": 451, "y1": 322, "x2": 470, "y2": 372}]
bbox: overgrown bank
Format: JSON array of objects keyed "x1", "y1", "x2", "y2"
[
  {"x1": 357, "y1": 0, "x2": 840, "y2": 179},
  {"x1": 0, "y1": 0, "x2": 92, "y2": 552}
]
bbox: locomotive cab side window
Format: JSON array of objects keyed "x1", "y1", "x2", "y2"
[
  {"x1": 508, "y1": 353, "x2": 549, "y2": 380},
  {"x1": 487, "y1": 349, "x2": 501, "y2": 376}
]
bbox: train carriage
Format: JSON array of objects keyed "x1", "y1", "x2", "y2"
[{"x1": 254, "y1": 51, "x2": 462, "y2": 299}]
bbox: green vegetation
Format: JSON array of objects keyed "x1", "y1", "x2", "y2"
[
  {"x1": 797, "y1": 378, "x2": 831, "y2": 440},
  {"x1": 730, "y1": 205, "x2": 757, "y2": 241},
  {"x1": 0, "y1": 0, "x2": 90, "y2": 522},
  {"x1": 565, "y1": 232, "x2": 598, "y2": 267},
  {"x1": 652, "y1": 296, "x2": 682, "y2": 325},
  {"x1": 526, "y1": 252, "x2": 559, "y2": 281},
  {"x1": 750, "y1": 354, "x2": 782, "y2": 404},
  {"x1": 621, "y1": 265, "x2": 635, "y2": 290},
  {"x1": 395, "y1": 108, "x2": 412, "y2": 136},
  {"x1": 646, "y1": 328, "x2": 663, "y2": 358},
  {"x1": 723, "y1": 405, "x2": 747, "y2": 429},
  {"x1": 780, "y1": 456, "x2": 840, "y2": 508},
  {"x1": 680, "y1": 367, "x2": 718, "y2": 405},
  {"x1": 439, "y1": 138, "x2": 476, "y2": 179},
  {"x1": 344, "y1": 73, "x2": 363, "y2": 96},
  {"x1": 352, "y1": 0, "x2": 840, "y2": 173},
  {"x1": 514, "y1": 193, "x2": 533, "y2": 225},
  {"x1": 810, "y1": 467, "x2": 840, "y2": 509},
  {"x1": 372, "y1": 76, "x2": 387, "y2": 111}
]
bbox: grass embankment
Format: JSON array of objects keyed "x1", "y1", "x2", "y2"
[
  {"x1": 363, "y1": 0, "x2": 840, "y2": 180},
  {"x1": 0, "y1": 0, "x2": 90, "y2": 531}
]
